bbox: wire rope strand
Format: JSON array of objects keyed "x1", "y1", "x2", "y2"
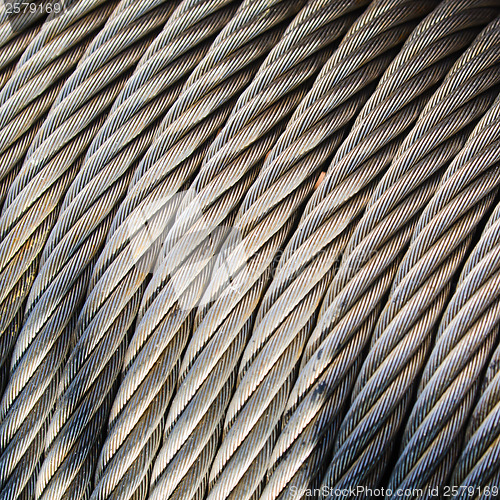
[
  {"x1": 199, "y1": 0, "x2": 470, "y2": 497},
  {"x1": 309, "y1": 17, "x2": 500, "y2": 495},
  {"x1": 0, "y1": 0, "x2": 119, "y2": 207},
  {"x1": 0, "y1": 2, "x2": 47, "y2": 92},
  {"x1": 109, "y1": 2, "x2": 387, "y2": 499},
  {"x1": 36, "y1": 1, "x2": 308, "y2": 498},
  {"x1": 203, "y1": 1, "x2": 499, "y2": 498},
  {"x1": 0, "y1": 1, "x2": 241, "y2": 499},
  {"x1": 449, "y1": 262, "x2": 500, "y2": 496},
  {"x1": 0, "y1": 0, "x2": 180, "y2": 399},
  {"x1": 384, "y1": 94, "x2": 500, "y2": 496}
]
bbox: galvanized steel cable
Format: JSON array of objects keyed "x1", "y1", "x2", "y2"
[
  {"x1": 114, "y1": 2, "x2": 383, "y2": 499},
  {"x1": 203, "y1": 1, "x2": 497, "y2": 498},
  {"x1": 0, "y1": 0, "x2": 118, "y2": 211},
  {"x1": 311, "y1": 18, "x2": 500, "y2": 494},
  {"x1": 383, "y1": 93, "x2": 500, "y2": 497},
  {"x1": 0, "y1": 1, "x2": 240, "y2": 499},
  {"x1": 0, "y1": 0, "x2": 179, "y2": 399},
  {"x1": 449, "y1": 252, "x2": 500, "y2": 494},
  {"x1": 35, "y1": 1, "x2": 307, "y2": 498},
  {"x1": 0, "y1": 2, "x2": 47, "y2": 92}
]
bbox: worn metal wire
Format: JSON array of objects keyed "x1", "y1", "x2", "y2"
[
  {"x1": 0, "y1": 3, "x2": 47, "y2": 92},
  {"x1": 0, "y1": 1, "x2": 243, "y2": 499},
  {"x1": 311, "y1": 18, "x2": 500, "y2": 494},
  {"x1": 383, "y1": 93, "x2": 500, "y2": 497},
  {"x1": 198, "y1": 1, "x2": 499, "y2": 498},
  {"x1": 35, "y1": 1, "x2": 308, "y2": 498},
  {"x1": 0, "y1": 0, "x2": 120, "y2": 209},
  {"x1": 449, "y1": 234, "x2": 500, "y2": 493},
  {"x1": 0, "y1": 0, "x2": 178, "y2": 405},
  {"x1": 107, "y1": 1, "x2": 388, "y2": 499}
]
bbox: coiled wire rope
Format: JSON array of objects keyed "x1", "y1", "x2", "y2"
[
  {"x1": 201, "y1": 1, "x2": 498, "y2": 498},
  {"x1": 0, "y1": 0, "x2": 179, "y2": 402},
  {"x1": 0, "y1": 0, "x2": 118, "y2": 215},
  {"x1": 106, "y1": 1, "x2": 383, "y2": 499},
  {"x1": 0, "y1": 2, "x2": 47, "y2": 92},
  {"x1": 35, "y1": 1, "x2": 308, "y2": 498},
  {"x1": 383, "y1": 93, "x2": 500, "y2": 497},
  {"x1": 449, "y1": 241, "x2": 500, "y2": 493},
  {"x1": 309, "y1": 17, "x2": 500, "y2": 494},
  {"x1": 0, "y1": 0, "x2": 241, "y2": 499}
]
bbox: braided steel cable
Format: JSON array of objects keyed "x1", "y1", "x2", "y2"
[
  {"x1": 36, "y1": 1, "x2": 308, "y2": 498},
  {"x1": 0, "y1": 0, "x2": 180, "y2": 393},
  {"x1": 0, "y1": 1, "x2": 241, "y2": 499},
  {"x1": 105, "y1": 1, "x2": 387, "y2": 499},
  {"x1": 202, "y1": 1, "x2": 499, "y2": 498},
  {"x1": 0, "y1": 3, "x2": 47, "y2": 91},
  {"x1": 0, "y1": 0, "x2": 119, "y2": 209},
  {"x1": 449, "y1": 259, "x2": 500, "y2": 496},
  {"x1": 306, "y1": 18, "x2": 500, "y2": 495},
  {"x1": 383, "y1": 94, "x2": 500, "y2": 497}
]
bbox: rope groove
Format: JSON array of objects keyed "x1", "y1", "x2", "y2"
[{"x1": 36, "y1": 1, "x2": 308, "y2": 498}]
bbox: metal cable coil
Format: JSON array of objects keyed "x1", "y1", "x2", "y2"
[
  {"x1": 311, "y1": 17, "x2": 500, "y2": 495},
  {"x1": 0, "y1": 0, "x2": 178, "y2": 417},
  {"x1": 0, "y1": 2, "x2": 47, "y2": 93},
  {"x1": 450, "y1": 240, "x2": 500, "y2": 494},
  {"x1": 384, "y1": 92, "x2": 500, "y2": 497},
  {"x1": 202, "y1": 1, "x2": 496, "y2": 498},
  {"x1": 0, "y1": 0, "x2": 119, "y2": 209},
  {"x1": 0, "y1": 0, "x2": 242, "y2": 499},
  {"x1": 117, "y1": 1, "x2": 379, "y2": 498},
  {"x1": 36, "y1": 1, "x2": 308, "y2": 498}
]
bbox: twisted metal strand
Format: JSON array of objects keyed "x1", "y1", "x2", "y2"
[
  {"x1": 36, "y1": 1, "x2": 306, "y2": 498},
  {"x1": 0, "y1": 0, "x2": 178, "y2": 391},
  {"x1": 202, "y1": 0, "x2": 470, "y2": 497},
  {"x1": 0, "y1": 1, "x2": 241, "y2": 499},
  {"x1": 0, "y1": 3, "x2": 46, "y2": 92},
  {"x1": 203, "y1": 1, "x2": 498, "y2": 498},
  {"x1": 449, "y1": 239, "x2": 500, "y2": 494},
  {"x1": 309, "y1": 18, "x2": 500, "y2": 495},
  {"x1": 0, "y1": 0, "x2": 118, "y2": 208},
  {"x1": 106, "y1": 2, "x2": 384, "y2": 499},
  {"x1": 385, "y1": 97, "x2": 500, "y2": 494}
]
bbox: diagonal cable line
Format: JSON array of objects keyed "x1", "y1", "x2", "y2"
[
  {"x1": 311, "y1": 17, "x2": 500, "y2": 494},
  {"x1": 0, "y1": 1, "x2": 242, "y2": 499},
  {"x1": 0, "y1": 1, "x2": 47, "y2": 92},
  {"x1": 385, "y1": 93, "x2": 500, "y2": 497},
  {"x1": 203, "y1": 1, "x2": 498, "y2": 499},
  {"x1": 109, "y1": 2, "x2": 382, "y2": 499},
  {"x1": 0, "y1": 0, "x2": 180, "y2": 398},
  {"x1": 35, "y1": 1, "x2": 308, "y2": 498},
  {"x1": 0, "y1": 0, "x2": 119, "y2": 211}
]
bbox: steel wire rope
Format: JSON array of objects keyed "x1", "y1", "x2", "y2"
[
  {"x1": 35, "y1": 1, "x2": 308, "y2": 498},
  {"x1": 201, "y1": 1, "x2": 499, "y2": 498},
  {"x1": 102, "y1": 1, "x2": 387, "y2": 499},
  {"x1": 449, "y1": 257, "x2": 500, "y2": 496},
  {"x1": 0, "y1": 2, "x2": 47, "y2": 92},
  {"x1": 384, "y1": 94, "x2": 500, "y2": 497},
  {"x1": 299, "y1": 17, "x2": 500, "y2": 495},
  {"x1": 0, "y1": 0, "x2": 119, "y2": 212},
  {"x1": 0, "y1": 0, "x2": 242, "y2": 499},
  {"x1": 0, "y1": 0, "x2": 181, "y2": 396}
]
